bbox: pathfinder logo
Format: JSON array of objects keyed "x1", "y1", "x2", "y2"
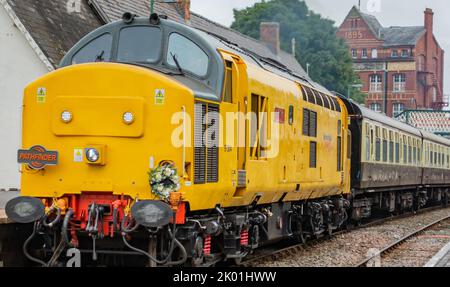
[{"x1": 17, "y1": 145, "x2": 58, "y2": 170}]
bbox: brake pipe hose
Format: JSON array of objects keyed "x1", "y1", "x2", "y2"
[
  {"x1": 120, "y1": 214, "x2": 186, "y2": 265},
  {"x1": 62, "y1": 209, "x2": 74, "y2": 247},
  {"x1": 22, "y1": 222, "x2": 47, "y2": 267}
]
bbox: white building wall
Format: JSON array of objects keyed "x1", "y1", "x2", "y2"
[{"x1": 0, "y1": 5, "x2": 49, "y2": 189}]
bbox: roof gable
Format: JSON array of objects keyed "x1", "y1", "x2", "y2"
[{"x1": 341, "y1": 6, "x2": 425, "y2": 47}]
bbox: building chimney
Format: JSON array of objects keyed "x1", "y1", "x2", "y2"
[
  {"x1": 425, "y1": 8, "x2": 434, "y2": 34},
  {"x1": 424, "y1": 8, "x2": 434, "y2": 71},
  {"x1": 164, "y1": 0, "x2": 191, "y2": 23},
  {"x1": 260, "y1": 22, "x2": 280, "y2": 55}
]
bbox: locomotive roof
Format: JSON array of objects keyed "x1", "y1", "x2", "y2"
[{"x1": 61, "y1": 16, "x2": 334, "y2": 102}]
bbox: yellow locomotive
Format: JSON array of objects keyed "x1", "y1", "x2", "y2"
[{"x1": 6, "y1": 13, "x2": 448, "y2": 267}]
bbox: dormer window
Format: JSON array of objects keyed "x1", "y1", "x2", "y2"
[
  {"x1": 391, "y1": 50, "x2": 398, "y2": 57},
  {"x1": 401, "y1": 49, "x2": 409, "y2": 57}
]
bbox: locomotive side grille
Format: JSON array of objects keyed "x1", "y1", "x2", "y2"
[
  {"x1": 194, "y1": 102, "x2": 220, "y2": 184},
  {"x1": 207, "y1": 104, "x2": 219, "y2": 183},
  {"x1": 302, "y1": 109, "x2": 309, "y2": 136},
  {"x1": 310, "y1": 141, "x2": 317, "y2": 168},
  {"x1": 309, "y1": 110, "x2": 317, "y2": 137},
  {"x1": 194, "y1": 103, "x2": 206, "y2": 184}
]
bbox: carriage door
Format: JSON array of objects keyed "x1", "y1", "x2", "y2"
[{"x1": 220, "y1": 51, "x2": 248, "y2": 196}]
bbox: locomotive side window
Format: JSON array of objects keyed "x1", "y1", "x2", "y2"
[
  {"x1": 72, "y1": 33, "x2": 113, "y2": 65},
  {"x1": 117, "y1": 26, "x2": 162, "y2": 63},
  {"x1": 167, "y1": 33, "x2": 209, "y2": 77},
  {"x1": 250, "y1": 94, "x2": 269, "y2": 159},
  {"x1": 288, "y1": 105, "x2": 294, "y2": 125},
  {"x1": 223, "y1": 61, "x2": 233, "y2": 103}
]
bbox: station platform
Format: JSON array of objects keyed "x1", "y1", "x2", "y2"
[
  {"x1": 0, "y1": 190, "x2": 19, "y2": 224},
  {"x1": 425, "y1": 242, "x2": 450, "y2": 267}
]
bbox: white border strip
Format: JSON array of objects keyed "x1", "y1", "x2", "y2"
[
  {"x1": 424, "y1": 241, "x2": 450, "y2": 267},
  {"x1": 0, "y1": 0, "x2": 54, "y2": 71}
]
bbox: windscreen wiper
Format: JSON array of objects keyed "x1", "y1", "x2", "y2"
[
  {"x1": 95, "y1": 50, "x2": 105, "y2": 62},
  {"x1": 170, "y1": 52, "x2": 184, "y2": 75}
]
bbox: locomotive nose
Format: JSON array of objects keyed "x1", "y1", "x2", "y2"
[{"x1": 20, "y1": 62, "x2": 193, "y2": 199}]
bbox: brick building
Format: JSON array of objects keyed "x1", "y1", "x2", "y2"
[{"x1": 337, "y1": 6, "x2": 446, "y2": 117}]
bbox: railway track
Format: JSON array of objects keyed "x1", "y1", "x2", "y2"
[
  {"x1": 237, "y1": 205, "x2": 449, "y2": 267},
  {"x1": 356, "y1": 215, "x2": 450, "y2": 267}
]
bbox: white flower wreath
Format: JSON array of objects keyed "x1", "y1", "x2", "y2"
[{"x1": 148, "y1": 163, "x2": 181, "y2": 201}]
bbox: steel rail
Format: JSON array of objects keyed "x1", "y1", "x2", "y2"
[
  {"x1": 237, "y1": 205, "x2": 448, "y2": 267},
  {"x1": 355, "y1": 214, "x2": 450, "y2": 267}
]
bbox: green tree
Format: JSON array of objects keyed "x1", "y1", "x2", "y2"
[{"x1": 231, "y1": 0, "x2": 365, "y2": 103}]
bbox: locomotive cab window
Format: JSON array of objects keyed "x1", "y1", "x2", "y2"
[
  {"x1": 167, "y1": 33, "x2": 209, "y2": 77},
  {"x1": 72, "y1": 33, "x2": 113, "y2": 65},
  {"x1": 117, "y1": 26, "x2": 162, "y2": 63}
]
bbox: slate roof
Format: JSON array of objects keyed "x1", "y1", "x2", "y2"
[
  {"x1": 91, "y1": 0, "x2": 308, "y2": 77},
  {"x1": 4, "y1": 0, "x2": 307, "y2": 78},
  {"x1": 5, "y1": 0, "x2": 102, "y2": 68},
  {"x1": 347, "y1": 6, "x2": 426, "y2": 47},
  {"x1": 381, "y1": 26, "x2": 426, "y2": 47}
]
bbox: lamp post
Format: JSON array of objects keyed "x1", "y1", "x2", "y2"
[{"x1": 348, "y1": 84, "x2": 363, "y2": 99}]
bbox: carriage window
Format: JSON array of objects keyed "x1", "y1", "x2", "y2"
[
  {"x1": 72, "y1": 33, "x2": 112, "y2": 64},
  {"x1": 167, "y1": 33, "x2": 209, "y2": 77},
  {"x1": 118, "y1": 26, "x2": 162, "y2": 63},
  {"x1": 375, "y1": 127, "x2": 381, "y2": 162}
]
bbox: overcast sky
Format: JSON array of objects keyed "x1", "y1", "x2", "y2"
[{"x1": 191, "y1": 0, "x2": 450, "y2": 96}]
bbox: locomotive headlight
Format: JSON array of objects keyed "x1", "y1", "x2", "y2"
[
  {"x1": 85, "y1": 148, "x2": 100, "y2": 163},
  {"x1": 61, "y1": 110, "x2": 73, "y2": 123},
  {"x1": 123, "y1": 112, "x2": 135, "y2": 125}
]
